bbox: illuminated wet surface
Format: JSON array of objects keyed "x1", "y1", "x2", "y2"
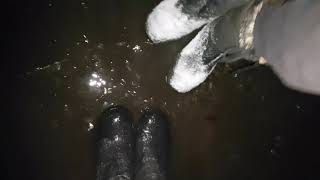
[{"x1": 7, "y1": 0, "x2": 320, "y2": 180}]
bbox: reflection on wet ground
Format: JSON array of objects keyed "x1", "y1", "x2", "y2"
[{"x1": 8, "y1": 0, "x2": 320, "y2": 180}]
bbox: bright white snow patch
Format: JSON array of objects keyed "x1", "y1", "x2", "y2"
[
  {"x1": 146, "y1": 0, "x2": 213, "y2": 43},
  {"x1": 169, "y1": 24, "x2": 215, "y2": 93},
  {"x1": 170, "y1": 63, "x2": 210, "y2": 93}
]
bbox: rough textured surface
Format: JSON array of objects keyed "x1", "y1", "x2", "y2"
[
  {"x1": 146, "y1": 0, "x2": 253, "y2": 43},
  {"x1": 146, "y1": 0, "x2": 212, "y2": 43},
  {"x1": 169, "y1": 0, "x2": 263, "y2": 93}
]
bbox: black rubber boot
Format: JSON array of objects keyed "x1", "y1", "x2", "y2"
[
  {"x1": 135, "y1": 110, "x2": 170, "y2": 180},
  {"x1": 96, "y1": 106, "x2": 135, "y2": 180}
]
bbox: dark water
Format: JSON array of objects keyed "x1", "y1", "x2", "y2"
[{"x1": 6, "y1": 0, "x2": 320, "y2": 180}]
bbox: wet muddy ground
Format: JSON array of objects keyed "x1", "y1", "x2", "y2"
[{"x1": 6, "y1": 0, "x2": 320, "y2": 180}]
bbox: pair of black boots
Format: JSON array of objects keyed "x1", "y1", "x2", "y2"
[{"x1": 96, "y1": 106, "x2": 170, "y2": 180}]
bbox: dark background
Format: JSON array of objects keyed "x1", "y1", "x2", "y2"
[{"x1": 5, "y1": 0, "x2": 320, "y2": 180}]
